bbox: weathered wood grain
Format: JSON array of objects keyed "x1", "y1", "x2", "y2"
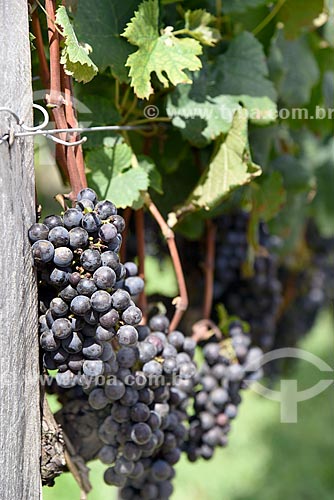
[{"x1": 0, "y1": 1, "x2": 41, "y2": 498}]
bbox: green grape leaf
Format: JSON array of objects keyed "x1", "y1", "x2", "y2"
[
  {"x1": 222, "y1": 0, "x2": 269, "y2": 14},
  {"x1": 73, "y1": 0, "x2": 140, "y2": 82},
  {"x1": 55, "y1": 6, "x2": 98, "y2": 83},
  {"x1": 184, "y1": 9, "x2": 221, "y2": 46},
  {"x1": 122, "y1": 0, "x2": 202, "y2": 99},
  {"x1": 137, "y1": 156, "x2": 163, "y2": 193},
  {"x1": 167, "y1": 81, "x2": 241, "y2": 147},
  {"x1": 251, "y1": 172, "x2": 287, "y2": 223},
  {"x1": 86, "y1": 138, "x2": 149, "y2": 208},
  {"x1": 212, "y1": 32, "x2": 277, "y2": 122},
  {"x1": 184, "y1": 110, "x2": 262, "y2": 211},
  {"x1": 268, "y1": 31, "x2": 320, "y2": 106},
  {"x1": 277, "y1": 0, "x2": 325, "y2": 39}
]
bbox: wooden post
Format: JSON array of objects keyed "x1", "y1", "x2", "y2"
[{"x1": 0, "y1": 1, "x2": 41, "y2": 499}]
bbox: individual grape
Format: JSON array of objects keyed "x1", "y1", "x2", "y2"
[
  {"x1": 98, "y1": 445, "x2": 117, "y2": 465},
  {"x1": 117, "y1": 347, "x2": 138, "y2": 368},
  {"x1": 43, "y1": 352, "x2": 57, "y2": 370},
  {"x1": 88, "y1": 388, "x2": 109, "y2": 410},
  {"x1": 51, "y1": 318, "x2": 72, "y2": 339},
  {"x1": 80, "y1": 249, "x2": 102, "y2": 272},
  {"x1": 111, "y1": 214, "x2": 125, "y2": 232},
  {"x1": 50, "y1": 347, "x2": 69, "y2": 364},
  {"x1": 101, "y1": 251, "x2": 120, "y2": 270},
  {"x1": 62, "y1": 332, "x2": 83, "y2": 353},
  {"x1": 95, "y1": 325, "x2": 115, "y2": 341},
  {"x1": 95, "y1": 200, "x2": 117, "y2": 219},
  {"x1": 55, "y1": 370, "x2": 76, "y2": 388},
  {"x1": 99, "y1": 309, "x2": 119, "y2": 329},
  {"x1": 68, "y1": 227, "x2": 89, "y2": 249},
  {"x1": 84, "y1": 310, "x2": 99, "y2": 326},
  {"x1": 99, "y1": 223, "x2": 118, "y2": 243},
  {"x1": 91, "y1": 290, "x2": 112, "y2": 313},
  {"x1": 162, "y1": 344, "x2": 177, "y2": 358},
  {"x1": 76, "y1": 198, "x2": 95, "y2": 211},
  {"x1": 111, "y1": 289, "x2": 131, "y2": 310},
  {"x1": 111, "y1": 403, "x2": 130, "y2": 424},
  {"x1": 53, "y1": 247, "x2": 73, "y2": 267},
  {"x1": 40, "y1": 331, "x2": 59, "y2": 351},
  {"x1": 130, "y1": 403, "x2": 150, "y2": 423},
  {"x1": 43, "y1": 215, "x2": 63, "y2": 229},
  {"x1": 115, "y1": 457, "x2": 135, "y2": 476},
  {"x1": 69, "y1": 272, "x2": 81, "y2": 287},
  {"x1": 77, "y1": 278, "x2": 97, "y2": 296},
  {"x1": 108, "y1": 234, "x2": 122, "y2": 253},
  {"x1": 105, "y1": 378, "x2": 126, "y2": 401},
  {"x1": 48, "y1": 226, "x2": 69, "y2": 247},
  {"x1": 93, "y1": 266, "x2": 116, "y2": 290},
  {"x1": 31, "y1": 240, "x2": 54, "y2": 263},
  {"x1": 168, "y1": 331, "x2": 185, "y2": 351},
  {"x1": 138, "y1": 342, "x2": 157, "y2": 363},
  {"x1": 138, "y1": 388, "x2": 154, "y2": 405},
  {"x1": 82, "y1": 212, "x2": 101, "y2": 233},
  {"x1": 77, "y1": 187, "x2": 98, "y2": 204},
  {"x1": 49, "y1": 297, "x2": 68, "y2": 317},
  {"x1": 63, "y1": 208, "x2": 83, "y2": 229},
  {"x1": 59, "y1": 284, "x2": 78, "y2": 302},
  {"x1": 163, "y1": 358, "x2": 177, "y2": 375},
  {"x1": 67, "y1": 354, "x2": 84, "y2": 372},
  {"x1": 104, "y1": 467, "x2": 126, "y2": 487},
  {"x1": 151, "y1": 460, "x2": 172, "y2": 481},
  {"x1": 149, "y1": 314, "x2": 170, "y2": 333},
  {"x1": 123, "y1": 262, "x2": 138, "y2": 277},
  {"x1": 131, "y1": 423, "x2": 152, "y2": 445},
  {"x1": 100, "y1": 343, "x2": 115, "y2": 362},
  {"x1": 49, "y1": 267, "x2": 69, "y2": 287},
  {"x1": 83, "y1": 359, "x2": 104, "y2": 377},
  {"x1": 143, "y1": 360, "x2": 163, "y2": 377},
  {"x1": 123, "y1": 442, "x2": 142, "y2": 462},
  {"x1": 120, "y1": 387, "x2": 139, "y2": 407},
  {"x1": 146, "y1": 333, "x2": 165, "y2": 354},
  {"x1": 124, "y1": 277, "x2": 145, "y2": 296},
  {"x1": 183, "y1": 337, "x2": 196, "y2": 357},
  {"x1": 117, "y1": 325, "x2": 138, "y2": 346},
  {"x1": 82, "y1": 339, "x2": 103, "y2": 359},
  {"x1": 122, "y1": 306, "x2": 142, "y2": 326},
  {"x1": 70, "y1": 295, "x2": 91, "y2": 316},
  {"x1": 28, "y1": 223, "x2": 49, "y2": 242}
]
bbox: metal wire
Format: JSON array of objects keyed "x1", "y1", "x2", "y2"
[{"x1": 0, "y1": 104, "x2": 155, "y2": 147}]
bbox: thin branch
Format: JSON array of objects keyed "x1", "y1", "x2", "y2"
[
  {"x1": 203, "y1": 220, "x2": 216, "y2": 320},
  {"x1": 30, "y1": 6, "x2": 50, "y2": 88},
  {"x1": 252, "y1": 0, "x2": 287, "y2": 36},
  {"x1": 45, "y1": 0, "x2": 63, "y2": 107},
  {"x1": 62, "y1": 72, "x2": 87, "y2": 193},
  {"x1": 61, "y1": 431, "x2": 92, "y2": 499},
  {"x1": 145, "y1": 196, "x2": 188, "y2": 331},
  {"x1": 135, "y1": 209, "x2": 147, "y2": 323},
  {"x1": 45, "y1": 0, "x2": 87, "y2": 200},
  {"x1": 45, "y1": 0, "x2": 70, "y2": 182}
]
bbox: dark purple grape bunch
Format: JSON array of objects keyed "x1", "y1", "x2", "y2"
[
  {"x1": 81, "y1": 314, "x2": 197, "y2": 499},
  {"x1": 184, "y1": 321, "x2": 263, "y2": 462},
  {"x1": 28, "y1": 188, "x2": 145, "y2": 381}
]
